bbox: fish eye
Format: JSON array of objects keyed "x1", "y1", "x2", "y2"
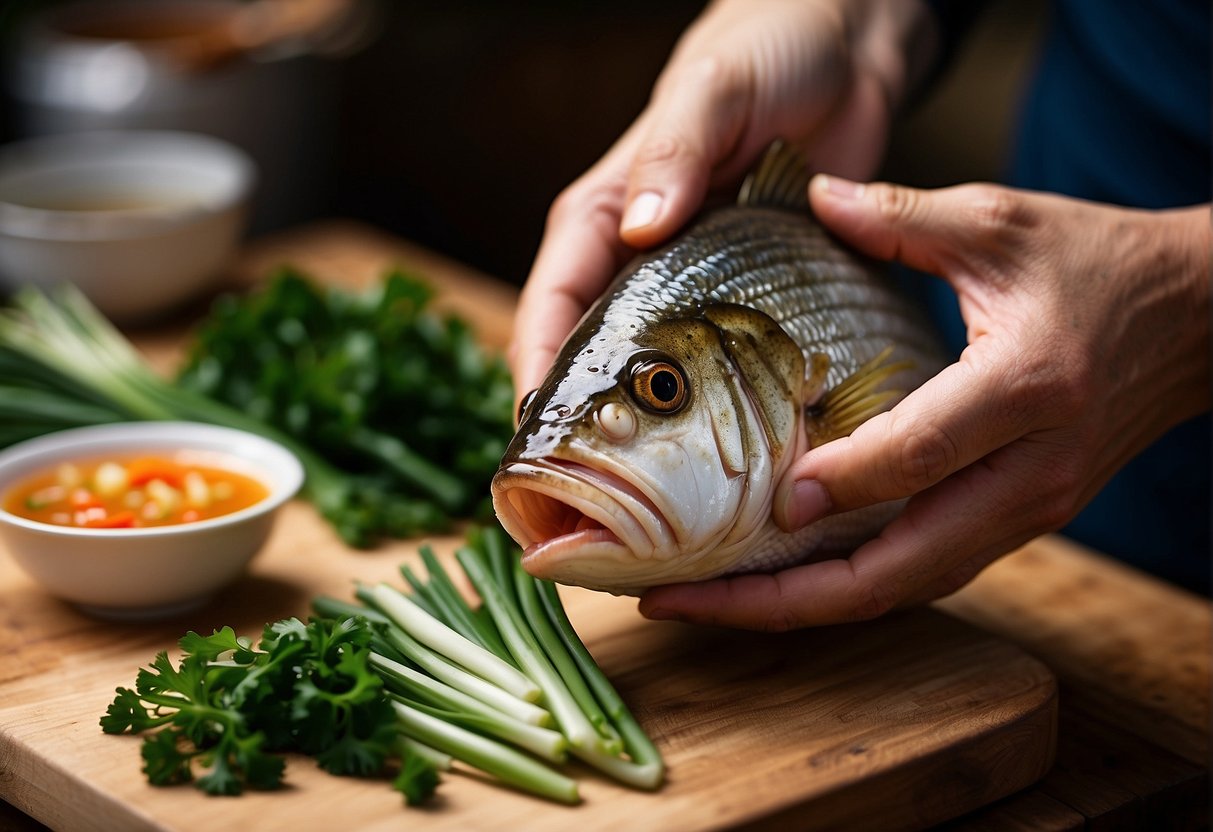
[
  {"x1": 517, "y1": 389, "x2": 538, "y2": 423},
  {"x1": 630, "y1": 360, "x2": 688, "y2": 413}
]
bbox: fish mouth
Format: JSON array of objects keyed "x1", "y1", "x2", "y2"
[{"x1": 491, "y1": 456, "x2": 673, "y2": 589}]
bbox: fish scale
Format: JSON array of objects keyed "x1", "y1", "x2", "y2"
[{"x1": 610, "y1": 205, "x2": 942, "y2": 393}]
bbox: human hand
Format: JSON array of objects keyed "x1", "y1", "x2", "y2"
[
  {"x1": 639, "y1": 177, "x2": 1212, "y2": 630},
  {"x1": 507, "y1": 0, "x2": 941, "y2": 405}
]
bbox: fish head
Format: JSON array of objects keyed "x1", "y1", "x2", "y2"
[{"x1": 492, "y1": 301, "x2": 808, "y2": 595}]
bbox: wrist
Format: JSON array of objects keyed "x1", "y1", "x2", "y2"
[
  {"x1": 1123, "y1": 204, "x2": 1213, "y2": 432},
  {"x1": 844, "y1": 0, "x2": 941, "y2": 114},
  {"x1": 1167, "y1": 205, "x2": 1212, "y2": 420}
]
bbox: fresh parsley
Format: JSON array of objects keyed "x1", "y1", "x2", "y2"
[{"x1": 100, "y1": 617, "x2": 439, "y2": 802}]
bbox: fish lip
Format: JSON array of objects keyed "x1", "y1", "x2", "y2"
[
  {"x1": 491, "y1": 455, "x2": 674, "y2": 580},
  {"x1": 519, "y1": 529, "x2": 631, "y2": 585}
]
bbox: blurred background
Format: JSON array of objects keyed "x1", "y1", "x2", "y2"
[{"x1": 0, "y1": 0, "x2": 1047, "y2": 287}]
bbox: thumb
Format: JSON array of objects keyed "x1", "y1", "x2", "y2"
[
  {"x1": 808, "y1": 175, "x2": 1029, "y2": 281},
  {"x1": 619, "y1": 65, "x2": 750, "y2": 250}
]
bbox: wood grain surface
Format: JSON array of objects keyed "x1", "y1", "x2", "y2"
[
  {"x1": 0, "y1": 503, "x2": 1058, "y2": 831},
  {"x1": 0, "y1": 223, "x2": 1061, "y2": 831},
  {"x1": 936, "y1": 536, "x2": 1211, "y2": 830},
  {"x1": 936, "y1": 538, "x2": 1211, "y2": 766}
]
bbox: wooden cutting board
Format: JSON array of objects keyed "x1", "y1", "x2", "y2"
[
  {"x1": 0, "y1": 506, "x2": 1055, "y2": 832},
  {"x1": 0, "y1": 225, "x2": 1057, "y2": 830}
]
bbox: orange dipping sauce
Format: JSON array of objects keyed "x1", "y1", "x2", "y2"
[{"x1": 2, "y1": 454, "x2": 269, "y2": 529}]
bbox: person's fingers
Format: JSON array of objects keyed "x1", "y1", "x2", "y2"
[
  {"x1": 772, "y1": 345, "x2": 1049, "y2": 531},
  {"x1": 769, "y1": 178, "x2": 1065, "y2": 532},
  {"x1": 619, "y1": 58, "x2": 751, "y2": 249},
  {"x1": 641, "y1": 437, "x2": 1063, "y2": 629},
  {"x1": 808, "y1": 176, "x2": 1039, "y2": 289},
  {"x1": 638, "y1": 560, "x2": 895, "y2": 631},
  {"x1": 510, "y1": 63, "x2": 755, "y2": 400},
  {"x1": 507, "y1": 147, "x2": 640, "y2": 402},
  {"x1": 874, "y1": 434, "x2": 1079, "y2": 608}
]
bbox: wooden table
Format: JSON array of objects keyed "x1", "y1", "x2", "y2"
[{"x1": 1, "y1": 222, "x2": 1208, "y2": 831}]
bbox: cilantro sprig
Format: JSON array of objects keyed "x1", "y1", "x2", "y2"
[{"x1": 101, "y1": 617, "x2": 438, "y2": 803}]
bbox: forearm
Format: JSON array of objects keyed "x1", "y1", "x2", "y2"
[
  {"x1": 681, "y1": 0, "x2": 940, "y2": 114},
  {"x1": 841, "y1": 0, "x2": 942, "y2": 113}
]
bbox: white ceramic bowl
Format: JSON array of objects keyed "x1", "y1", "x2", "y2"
[
  {"x1": 0, "y1": 422, "x2": 302, "y2": 619},
  {"x1": 0, "y1": 130, "x2": 254, "y2": 322}
]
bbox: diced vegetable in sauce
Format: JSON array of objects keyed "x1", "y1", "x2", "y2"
[{"x1": 3, "y1": 455, "x2": 268, "y2": 528}]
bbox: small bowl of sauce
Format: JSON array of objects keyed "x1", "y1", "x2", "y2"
[{"x1": 0, "y1": 422, "x2": 302, "y2": 619}]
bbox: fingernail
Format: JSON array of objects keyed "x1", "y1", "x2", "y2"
[
  {"x1": 781, "y1": 480, "x2": 830, "y2": 531},
  {"x1": 643, "y1": 607, "x2": 683, "y2": 622},
  {"x1": 621, "y1": 191, "x2": 663, "y2": 232},
  {"x1": 817, "y1": 175, "x2": 864, "y2": 200}
]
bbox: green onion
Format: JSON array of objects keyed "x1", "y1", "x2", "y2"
[
  {"x1": 392, "y1": 701, "x2": 580, "y2": 805},
  {"x1": 400, "y1": 738, "x2": 452, "y2": 771},
  {"x1": 310, "y1": 524, "x2": 666, "y2": 801},
  {"x1": 378, "y1": 626, "x2": 552, "y2": 727},
  {"x1": 514, "y1": 565, "x2": 622, "y2": 752},
  {"x1": 311, "y1": 595, "x2": 391, "y2": 627},
  {"x1": 536, "y1": 579, "x2": 665, "y2": 780},
  {"x1": 420, "y1": 545, "x2": 512, "y2": 660},
  {"x1": 456, "y1": 548, "x2": 603, "y2": 754},
  {"x1": 369, "y1": 583, "x2": 541, "y2": 704},
  {"x1": 371, "y1": 654, "x2": 567, "y2": 762}
]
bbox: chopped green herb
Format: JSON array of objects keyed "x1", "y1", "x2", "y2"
[
  {"x1": 100, "y1": 617, "x2": 427, "y2": 797},
  {"x1": 0, "y1": 272, "x2": 514, "y2": 547},
  {"x1": 177, "y1": 269, "x2": 516, "y2": 541}
]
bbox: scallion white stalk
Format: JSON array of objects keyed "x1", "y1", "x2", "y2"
[
  {"x1": 369, "y1": 583, "x2": 540, "y2": 703},
  {"x1": 536, "y1": 579, "x2": 665, "y2": 778},
  {"x1": 570, "y1": 745, "x2": 665, "y2": 791},
  {"x1": 456, "y1": 549, "x2": 603, "y2": 753},
  {"x1": 380, "y1": 628, "x2": 551, "y2": 726},
  {"x1": 401, "y1": 737, "x2": 453, "y2": 771},
  {"x1": 372, "y1": 654, "x2": 566, "y2": 762},
  {"x1": 392, "y1": 701, "x2": 579, "y2": 805}
]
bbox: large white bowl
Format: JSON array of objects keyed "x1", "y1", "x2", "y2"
[
  {"x1": 0, "y1": 422, "x2": 302, "y2": 619},
  {"x1": 0, "y1": 130, "x2": 254, "y2": 322}
]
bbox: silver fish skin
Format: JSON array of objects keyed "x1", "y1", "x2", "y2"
[{"x1": 493, "y1": 182, "x2": 947, "y2": 596}]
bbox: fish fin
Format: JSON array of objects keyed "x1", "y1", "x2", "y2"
[
  {"x1": 804, "y1": 352, "x2": 831, "y2": 407},
  {"x1": 737, "y1": 140, "x2": 811, "y2": 211},
  {"x1": 805, "y1": 347, "x2": 914, "y2": 446},
  {"x1": 704, "y1": 304, "x2": 805, "y2": 460}
]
